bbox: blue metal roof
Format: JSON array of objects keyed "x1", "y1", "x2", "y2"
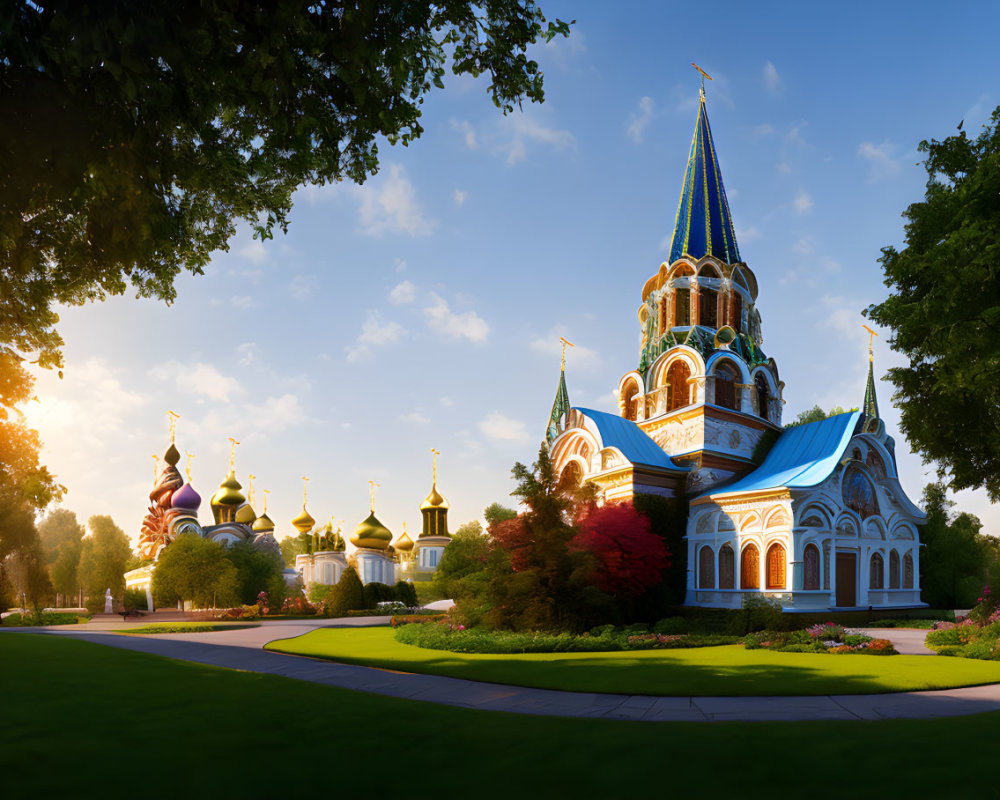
[
  {"x1": 698, "y1": 411, "x2": 862, "y2": 499},
  {"x1": 668, "y1": 96, "x2": 741, "y2": 265},
  {"x1": 575, "y1": 408, "x2": 688, "y2": 473}
]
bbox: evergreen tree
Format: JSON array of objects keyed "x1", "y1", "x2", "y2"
[{"x1": 328, "y1": 566, "x2": 365, "y2": 617}]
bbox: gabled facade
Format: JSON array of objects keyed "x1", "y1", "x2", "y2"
[{"x1": 546, "y1": 85, "x2": 925, "y2": 611}]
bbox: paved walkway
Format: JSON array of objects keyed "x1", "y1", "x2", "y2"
[{"x1": 6, "y1": 622, "x2": 1000, "y2": 722}]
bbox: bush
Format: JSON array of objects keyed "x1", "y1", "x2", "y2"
[
  {"x1": 362, "y1": 582, "x2": 396, "y2": 608},
  {"x1": 652, "y1": 616, "x2": 689, "y2": 635},
  {"x1": 394, "y1": 581, "x2": 418, "y2": 608},
  {"x1": 1, "y1": 611, "x2": 85, "y2": 626},
  {"x1": 732, "y1": 594, "x2": 785, "y2": 635},
  {"x1": 743, "y1": 628, "x2": 897, "y2": 655},
  {"x1": 124, "y1": 588, "x2": 149, "y2": 611},
  {"x1": 327, "y1": 567, "x2": 364, "y2": 617}
]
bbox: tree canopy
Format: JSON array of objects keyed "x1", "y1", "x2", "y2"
[
  {"x1": 785, "y1": 405, "x2": 849, "y2": 428},
  {"x1": 866, "y1": 107, "x2": 1000, "y2": 500},
  {"x1": 0, "y1": 1, "x2": 571, "y2": 380},
  {"x1": 78, "y1": 515, "x2": 132, "y2": 603},
  {"x1": 152, "y1": 534, "x2": 239, "y2": 609}
]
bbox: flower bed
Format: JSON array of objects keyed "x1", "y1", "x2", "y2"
[
  {"x1": 744, "y1": 622, "x2": 897, "y2": 655},
  {"x1": 393, "y1": 620, "x2": 737, "y2": 654},
  {"x1": 926, "y1": 591, "x2": 1000, "y2": 659}
]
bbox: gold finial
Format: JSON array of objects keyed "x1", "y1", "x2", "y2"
[
  {"x1": 167, "y1": 410, "x2": 180, "y2": 443},
  {"x1": 559, "y1": 337, "x2": 575, "y2": 372},
  {"x1": 691, "y1": 62, "x2": 712, "y2": 101},
  {"x1": 862, "y1": 324, "x2": 878, "y2": 363},
  {"x1": 248, "y1": 474, "x2": 256, "y2": 507},
  {"x1": 368, "y1": 480, "x2": 380, "y2": 513},
  {"x1": 185, "y1": 451, "x2": 194, "y2": 483},
  {"x1": 263, "y1": 489, "x2": 270, "y2": 514},
  {"x1": 151, "y1": 455, "x2": 159, "y2": 485},
  {"x1": 228, "y1": 437, "x2": 240, "y2": 472},
  {"x1": 302, "y1": 476, "x2": 309, "y2": 507},
  {"x1": 431, "y1": 448, "x2": 440, "y2": 485}
]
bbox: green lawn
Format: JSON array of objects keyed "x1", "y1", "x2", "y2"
[
  {"x1": 3, "y1": 633, "x2": 1000, "y2": 799},
  {"x1": 266, "y1": 627, "x2": 1000, "y2": 696},
  {"x1": 116, "y1": 621, "x2": 261, "y2": 634}
]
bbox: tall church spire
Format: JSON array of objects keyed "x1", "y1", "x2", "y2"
[
  {"x1": 862, "y1": 325, "x2": 880, "y2": 421},
  {"x1": 546, "y1": 338, "x2": 574, "y2": 444},
  {"x1": 668, "y1": 73, "x2": 741, "y2": 266}
]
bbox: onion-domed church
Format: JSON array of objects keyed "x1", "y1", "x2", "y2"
[{"x1": 546, "y1": 78, "x2": 925, "y2": 612}]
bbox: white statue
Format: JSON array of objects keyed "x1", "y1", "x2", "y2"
[{"x1": 104, "y1": 588, "x2": 113, "y2": 614}]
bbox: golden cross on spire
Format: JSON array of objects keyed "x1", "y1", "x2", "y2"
[
  {"x1": 167, "y1": 410, "x2": 180, "y2": 443},
  {"x1": 185, "y1": 451, "x2": 194, "y2": 483},
  {"x1": 862, "y1": 324, "x2": 878, "y2": 363},
  {"x1": 431, "y1": 448, "x2": 440, "y2": 485},
  {"x1": 301, "y1": 476, "x2": 309, "y2": 507},
  {"x1": 263, "y1": 489, "x2": 270, "y2": 514},
  {"x1": 559, "y1": 337, "x2": 575, "y2": 372},
  {"x1": 691, "y1": 62, "x2": 712, "y2": 101},
  {"x1": 248, "y1": 474, "x2": 256, "y2": 507},
  {"x1": 228, "y1": 437, "x2": 240, "y2": 472},
  {"x1": 368, "y1": 480, "x2": 380, "y2": 513},
  {"x1": 151, "y1": 454, "x2": 159, "y2": 485}
]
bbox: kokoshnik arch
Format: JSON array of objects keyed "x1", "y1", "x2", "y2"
[{"x1": 545, "y1": 77, "x2": 925, "y2": 613}]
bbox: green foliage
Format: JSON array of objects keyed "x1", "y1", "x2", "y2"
[
  {"x1": 223, "y1": 542, "x2": 284, "y2": 605},
  {"x1": 279, "y1": 535, "x2": 308, "y2": 567},
  {"x1": 394, "y1": 581, "x2": 418, "y2": 608},
  {"x1": 483, "y1": 502, "x2": 518, "y2": 529},
  {"x1": 865, "y1": 107, "x2": 1000, "y2": 499},
  {"x1": 1, "y1": 611, "x2": 83, "y2": 626},
  {"x1": 123, "y1": 588, "x2": 149, "y2": 611},
  {"x1": 750, "y1": 428, "x2": 780, "y2": 464},
  {"x1": 431, "y1": 523, "x2": 490, "y2": 601},
  {"x1": 37, "y1": 509, "x2": 84, "y2": 563},
  {"x1": 151, "y1": 534, "x2": 239, "y2": 609},
  {"x1": 734, "y1": 594, "x2": 786, "y2": 635},
  {"x1": 785, "y1": 405, "x2": 849, "y2": 428},
  {"x1": 118, "y1": 622, "x2": 259, "y2": 635},
  {"x1": 920, "y1": 482, "x2": 993, "y2": 607},
  {"x1": 326, "y1": 566, "x2": 365, "y2": 617},
  {"x1": 631, "y1": 494, "x2": 688, "y2": 613},
  {"x1": 362, "y1": 582, "x2": 397, "y2": 608},
  {"x1": 78, "y1": 515, "x2": 132, "y2": 603}
]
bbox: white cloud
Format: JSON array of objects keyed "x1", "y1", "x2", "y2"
[
  {"x1": 394, "y1": 258, "x2": 407, "y2": 273},
  {"x1": 453, "y1": 188, "x2": 468, "y2": 207},
  {"x1": 478, "y1": 412, "x2": 531, "y2": 445},
  {"x1": 736, "y1": 226, "x2": 762, "y2": 244},
  {"x1": 626, "y1": 96, "x2": 655, "y2": 144},
  {"x1": 238, "y1": 239, "x2": 269, "y2": 265},
  {"x1": 236, "y1": 342, "x2": 256, "y2": 366},
  {"x1": 495, "y1": 112, "x2": 575, "y2": 166},
  {"x1": 763, "y1": 60, "x2": 782, "y2": 93},
  {"x1": 241, "y1": 394, "x2": 306, "y2": 433},
  {"x1": 440, "y1": 396, "x2": 454, "y2": 408},
  {"x1": 752, "y1": 123, "x2": 774, "y2": 139},
  {"x1": 451, "y1": 119, "x2": 479, "y2": 150},
  {"x1": 529, "y1": 327, "x2": 602, "y2": 371},
  {"x1": 231, "y1": 295, "x2": 257, "y2": 309},
  {"x1": 289, "y1": 274, "x2": 317, "y2": 300},
  {"x1": 858, "y1": 140, "x2": 902, "y2": 181},
  {"x1": 792, "y1": 236, "x2": 814, "y2": 256},
  {"x1": 149, "y1": 361, "x2": 245, "y2": 403},
  {"x1": 388, "y1": 280, "x2": 416, "y2": 306},
  {"x1": 424, "y1": 293, "x2": 489, "y2": 343},
  {"x1": 776, "y1": 162, "x2": 791, "y2": 174},
  {"x1": 793, "y1": 190, "x2": 813, "y2": 214},
  {"x1": 346, "y1": 310, "x2": 407, "y2": 363},
  {"x1": 356, "y1": 164, "x2": 435, "y2": 237},
  {"x1": 399, "y1": 411, "x2": 430, "y2": 425}
]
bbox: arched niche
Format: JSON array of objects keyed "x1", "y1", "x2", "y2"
[
  {"x1": 741, "y1": 543, "x2": 760, "y2": 590},
  {"x1": 765, "y1": 543, "x2": 786, "y2": 590},
  {"x1": 699, "y1": 545, "x2": 715, "y2": 589}
]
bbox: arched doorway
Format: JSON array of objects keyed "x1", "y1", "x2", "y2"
[
  {"x1": 765, "y1": 543, "x2": 786, "y2": 589},
  {"x1": 740, "y1": 544, "x2": 759, "y2": 590}
]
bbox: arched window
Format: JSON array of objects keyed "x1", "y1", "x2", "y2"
[
  {"x1": 714, "y1": 362, "x2": 739, "y2": 410},
  {"x1": 622, "y1": 381, "x2": 639, "y2": 422},
  {"x1": 666, "y1": 361, "x2": 691, "y2": 411},
  {"x1": 658, "y1": 295, "x2": 668, "y2": 336},
  {"x1": 866, "y1": 449, "x2": 887, "y2": 480},
  {"x1": 902, "y1": 552, "x2": 914, "y2": 589},
  {"x1": 766, "y1": 543, "x2": 786, "y2": 590},
  {"x1": 741, "y1": 544, "x2": 759, "y2": 590},
  {"x1": 889, "y1": 550, "x2": 900, "y2": 589},
  {"x1": 719, "y1": 545, "x2": 735, "y2": 589},
  {"x1": 843, "y1": 465, "x2": 879, "y2": 519},
  {"x1": 869, "y1": 553, "x2": 884, "y2": 590},
  {"x1": 699, "y1": 288, "x2": 718, "y2": 328},
  {"x1": 803, "y1": 543, "x2": 820, "y2": 590},
  {"x1": 732, "y1": 292, "x2": 743, "y2": 333},
  {"x1": 674, "y1": 288, "x2": 691, "y2": 327},
  {"x1": 699, "y1": 546, "x2": 715, "y2": 589},
  {"x1": 754, "y1": 373, "x2": 770, "y2": 422}
]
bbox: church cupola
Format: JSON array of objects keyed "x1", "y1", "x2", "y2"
[
  {"x1": 546, "y1": 337, "x2": 573, "y2": 444},
  {"x1": 419, "y1": 449, "x2": 450, "y2": 538}
]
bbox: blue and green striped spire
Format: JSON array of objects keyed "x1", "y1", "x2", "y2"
[{"x1": 668, "y1": 91, "x2": 741, "y2": 265}]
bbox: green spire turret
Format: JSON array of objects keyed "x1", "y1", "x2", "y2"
[
  {"x1": 863, "y1": 360, "x2": 879, "y2": 421},
  {"x1": 546, "y1": 337, "x2": 574, "y2": 444}
]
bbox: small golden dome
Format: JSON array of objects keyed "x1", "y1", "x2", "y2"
[
  {"x1": 350, "y1": 512, "x2": 393, "y2": 550},
  {"x1": 292, "y1": 508, "x2": 315, "y2": 533},
  {"x1": 164, "y1": 443, "x2": 181, "y2": 466},
  {"x1": 235, "y1": 504, "x2": 257, "y2": 525},
  {"x1": 420, "y1": 484, "x2": 450, "y2": 511},
  {"x1": 211, "y1": 471, "x2": 245, "y2": 506},
  {"x1": 252, "y1": 513, "x2": 275, "y2": 533},
  {"x1": 394, "y1": 531, "x2": 414, "y2": 552}
]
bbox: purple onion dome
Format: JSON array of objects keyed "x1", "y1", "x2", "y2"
[{"x1": 172, "y1": 482, "x2": 202, "y2": 512}]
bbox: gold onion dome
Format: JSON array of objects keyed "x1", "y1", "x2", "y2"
[
  {"x1": 351, "y1": 512, "x2": 393, "y2": 550},
  {"x1": 420, "y1": 484, "x2": 449, "y2": 511},
  {"x1": 394, "y1": 531, "x2": 414, "y2": 552},
  {"x1": 164, "y1": 443, "x2": 181, "y2": 466},
  {"x1": 212, "y1": 471, "x2": 245, "y2": 506},
  {"x1": 252, "y1": 513, "x2": 275, "y2": 533},
  {"x1": 235, "y1": 504, "x2": 257, "y2": 525},
  {"x1": 292, "y1": 508, "x2": 316, "y2": 533}
]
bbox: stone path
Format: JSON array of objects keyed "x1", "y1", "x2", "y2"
[{"x1": 6, "y1": 622, "x2": 1000, "y2": 722}]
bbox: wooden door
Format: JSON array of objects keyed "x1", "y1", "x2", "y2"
[{"x1": 836, "y1": 552, "x2": 856, "y2": 607}]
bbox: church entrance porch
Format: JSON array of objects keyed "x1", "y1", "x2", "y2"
[{"x1": 835, "y1": 551, "x2": 857, "y2": 607}]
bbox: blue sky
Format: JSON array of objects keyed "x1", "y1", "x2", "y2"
[{"x1": 23, "y1": 2, "x2": 1000, "y2": 545}]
